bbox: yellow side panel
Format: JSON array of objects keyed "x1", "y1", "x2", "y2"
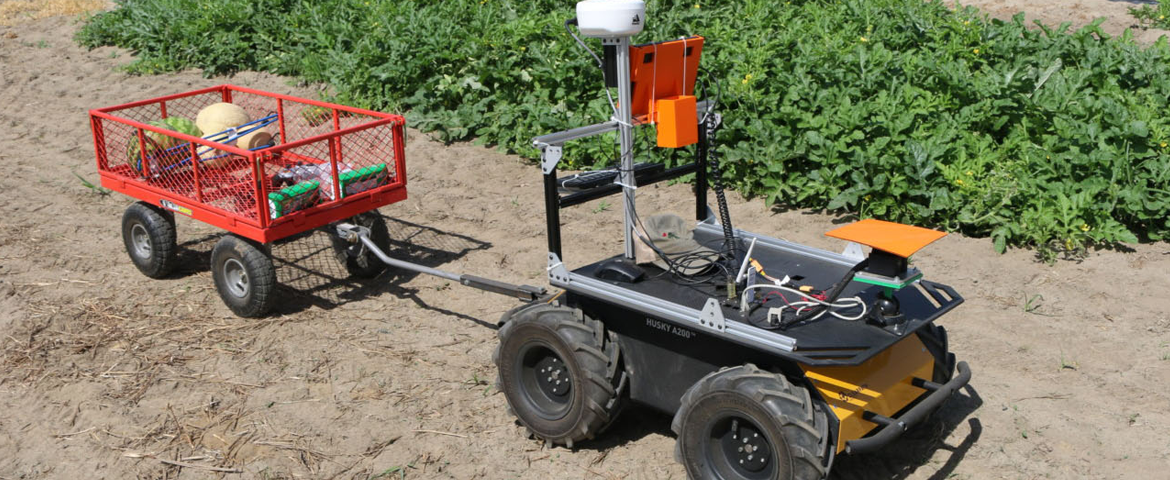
[{"x1": 801, "y1": 335, "x2": 934, "y2": 453}]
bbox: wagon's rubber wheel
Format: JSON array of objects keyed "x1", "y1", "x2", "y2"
[
  {"x1": 330, "y1": 211, "x2": 391, "y2": 278},
  {"x1": 494, "y1": 303, "x2": 625, "y2": 448},
  {"x1": 121, "y1": 201, "x2": 178, "y2": 279},
  {"x1": 917, "y1": 323, "x2": 956, "y2": 384},
  {"x1": 673, "y1": 364, "x2": 830, "y2": 480},
  {"x1": 210, "y1": 234, "x2": 275, "y2": 318}
]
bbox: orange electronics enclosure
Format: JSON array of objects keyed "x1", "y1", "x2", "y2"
[
  {"x1": 654, "y1": 95, "x2": 697, "y2": 148},
  {"x1": 824, "y1": 219, "x2": 947, "y2": 258},
  {"x1": 629, "y1": 36, "x2": 704, "y2": 148}
]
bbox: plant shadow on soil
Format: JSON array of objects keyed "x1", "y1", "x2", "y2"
[{"x1": 170, "y1": 215, "x2": 492, "y2": 324}]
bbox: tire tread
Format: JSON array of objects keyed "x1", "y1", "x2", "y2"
[
  {"x1": 122, "y1": 202, "x2": 178, "y2": 279},
  {"x1": 673, "y1": 364, "x2": 829, "y2": 480},
  {"x1": 495, "y1": 302, "x2": 624, "y2": 447},
  {"x1": 211, "y1": 235, "x2": 275, "y2": 318}
]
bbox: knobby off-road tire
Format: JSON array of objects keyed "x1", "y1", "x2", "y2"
[
  {"x1": 917, "y1": 323, "x2": 956, "y2": 385},
  {"x1": 210, "y1": 234, "x2": 275, "y2": 318},
  {"x1": 121, "y1": 202, "x2": 178, "y2": 279},
  {"x1": 330, "y1": 211, "x2": 392, "y2": 279},
  {"x1": 673, "y1": 364, "x2": 830, "y2": 480},
  {"x1": 494, "y1": 303, "x2": 624, "y2": 448}
]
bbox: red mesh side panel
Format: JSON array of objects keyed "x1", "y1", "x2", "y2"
[
  {"x1": 339, "y1": 111, "x2": 380, "y2": 130},
  {"x1": 229, "y1": 91, "x2": 281, "y2": 139},
  {"x1": 336, "y1": 122, "x2": 401, "y2": 185},
  {"x1": 199, "y1": 154, "x2": 259, "y2": 221},
  {"x1": 159, "y1": 92, "x2": 225, "y2": 124},
  {"x1": 105, "y1": 91, "x2": 224, "y2": 127},
  {"x1": 276, "y1": 99, "x2": 339, "y2": 143},
  {"x1": 138, "y1": 142, "x2": 200, "y2": 204},
  {"x1": 97, "y1": 117, "x2": 138, "y2": 179}
]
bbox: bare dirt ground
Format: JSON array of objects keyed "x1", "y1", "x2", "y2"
[
  {"x1": 952, "y1": 0, "x2": 1169, "y2": 39},
  {"x1": 1, "y1": 2, "x2": 1169, "y2": 479}
]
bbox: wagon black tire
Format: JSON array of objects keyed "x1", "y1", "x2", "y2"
[
  {"x1": 494, "y1": 304, "x2": 624, "y2": 448},
  {"x1": 673, "y1": 365, "x2": 829, "y2": 480},
  {"x1": 210, "y1": 234, "x2": 275, "y2": 318},
  {"x1": 917, "y1": 323, "x2": 956, "y2": 384},
  {"x1": 121, "y1": 202, "x2": 178, "y2": 279},
  {"x1": 330, "y1": 211, "x2": 391, "y2": 278}
]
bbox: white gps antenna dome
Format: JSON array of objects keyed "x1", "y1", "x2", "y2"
[{"x1": 576, "y1": 0, "x2": 646, "y2": 38}]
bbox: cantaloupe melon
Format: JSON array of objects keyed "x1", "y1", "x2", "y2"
[
  {"x1": 195, "y1": 103, "x2": 250, "y2": 137},
  {"x1": 196, "y1": 103, "x2": 254, "y2": 168}
]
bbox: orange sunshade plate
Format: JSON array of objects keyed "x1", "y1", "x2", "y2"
[
  {"x1": 629, "y1": 36, "x2": 704, "y2": 120},
  {"x1": 825, "y1": 219, "x2": 946, "y2": 258}
]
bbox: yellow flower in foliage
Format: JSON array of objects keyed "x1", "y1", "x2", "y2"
[
  {"x1": 859, "y1": 36, "x2": 868, "y2": 43},
  {"x1": 694, "y1": 4, "x2": 700, "y2": 9},
  {"x1": 1081, "y1": 224, "x2": 1091, "y2": 232},
  {"x1": 954, "y1": 178, "x2": 965, "y2": 186},
  {"x1": 973, "y1": 48, "x2": 980, "y2": 54},
  {"x1": 965, "y1": 170, "x2": 974, "y2": 176},
  {"x1": 1161, "y1": 142, "x2": 1167, "y2": 148},
  {"x1": 742, "y1": 73, "x2": 753, "y2": 84}
]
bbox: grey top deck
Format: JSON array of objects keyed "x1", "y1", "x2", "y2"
[{"x1": 560, "y1": 222, "x2": 963, "y2": 366}]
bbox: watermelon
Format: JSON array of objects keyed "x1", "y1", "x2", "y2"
[{"x1": 126, "y1": 117, "x2": 202, "y2": 174}]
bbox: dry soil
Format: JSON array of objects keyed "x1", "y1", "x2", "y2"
[{"x1": 1, "y1": 2, "x2": 1169, "y2": 479}]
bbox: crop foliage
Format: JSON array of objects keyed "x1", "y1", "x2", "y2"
[
  {"x1": 78, "y1": 0, "x2": 1170, "y2": 258},
  {"x1": 1130, "y1": 2, "x2": 1170, "y2": 29}
]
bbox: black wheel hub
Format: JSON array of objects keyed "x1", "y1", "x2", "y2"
[
  {"x1": 534, "y1": 355, "x2": 571, "y2": 397},
  {"x1": 710, "y1": 416, "x2": 772, "y2": 477},
  {"x1": 516, "y1": 343, "x2": 573, "y2": 420},
  {"x1": 342, "y1": 240, "x2": 366, "y2": 259}
]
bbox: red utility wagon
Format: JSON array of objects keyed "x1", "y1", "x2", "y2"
[{"x1": 90, "y1": 85, "x2": 408, "y2": 317}]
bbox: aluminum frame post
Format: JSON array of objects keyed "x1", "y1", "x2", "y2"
[{"x1": 605, "y1": 36, "x2": 637, "y2": 260}]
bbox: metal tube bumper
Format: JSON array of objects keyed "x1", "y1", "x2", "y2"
[{"x1": 844, "y1": 361, "x2": 972, "y2": 455}]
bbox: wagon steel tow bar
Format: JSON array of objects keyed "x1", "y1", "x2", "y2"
[{"x1": 335, "y1": 223, "x2": 547, "y2": 301}]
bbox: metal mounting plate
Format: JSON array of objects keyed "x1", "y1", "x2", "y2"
[
  {"x1": 547, "y1": 253, "x2": 570, "y2": 286},
  {"x1": 540, "y1": 146, "x2": 563, "y2": 174},
  {"x1": 842, "y1": 241, "x2": 866, "y2": 261},
  {"x1": 698, "y1": 297, "x2": 726, "y2": 332}
]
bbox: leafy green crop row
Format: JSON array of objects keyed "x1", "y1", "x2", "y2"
[
  {"x1": 79, "y1": 0, "x2": 1170, "y2": 258},
  {"x1": 1130, "y1": 2, "x2": 1170, "y2": 29}
]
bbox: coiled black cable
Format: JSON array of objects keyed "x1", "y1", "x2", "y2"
[{"x1": 704, "y1": 114, "x2": 737, "y2": 260}]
